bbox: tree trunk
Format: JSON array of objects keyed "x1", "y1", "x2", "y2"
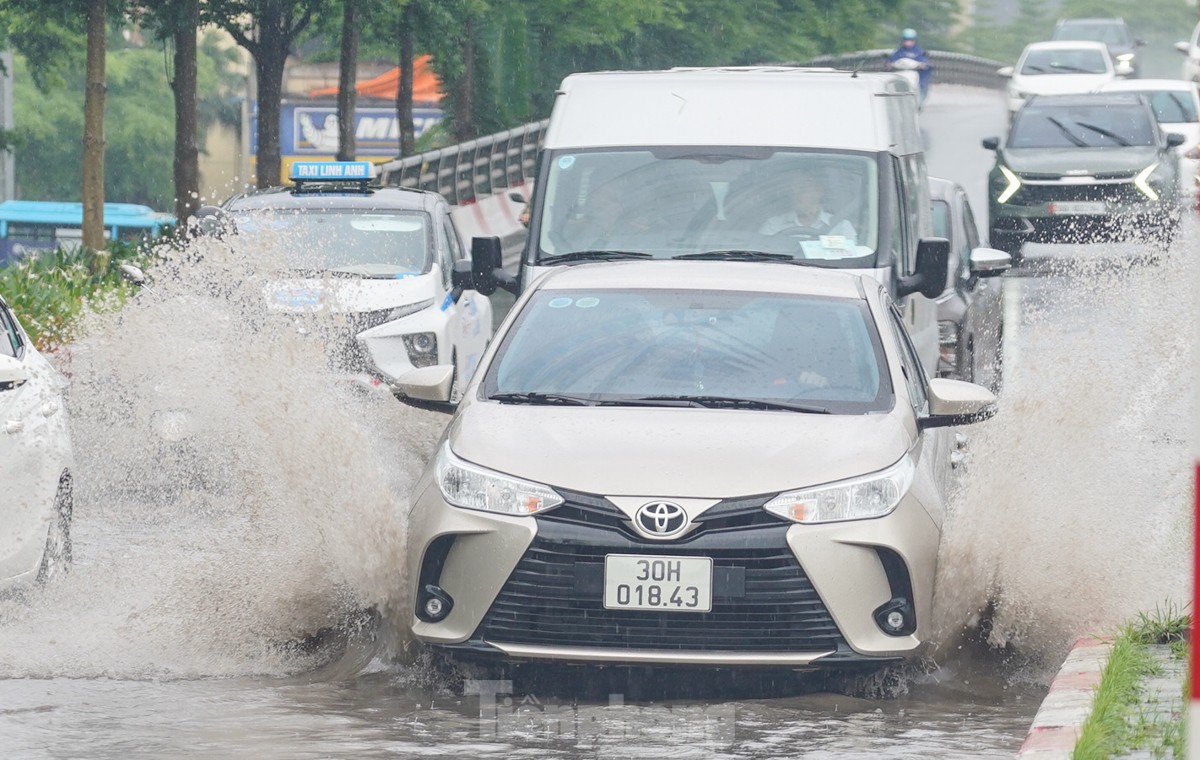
[
  {"x1": 255, "y1": 44, "x2": 287, "y2": 188},
  {"x1": 397, "y1": 5, "x2": 414, "y2": 156},
  {"x1": 453, "y1": 17, "x2": 475, "y2": 142},
  {"x1": 172, "y1": 0, "x2": 201, "y2": 228},
  {"x1": 82, "y1": 0, "x2": 107, "y2": 254},
  {"x1": 335, "y1": 0, "x2": 359, "y2": 162}
]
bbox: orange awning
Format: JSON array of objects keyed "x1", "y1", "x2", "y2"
[{"x1": 311, "y1": 54, "x2": 443, "y2": 103}]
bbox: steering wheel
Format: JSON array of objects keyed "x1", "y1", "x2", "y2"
[{"x1": 770, "y1": 225, "x2": 823, "y2": 241}]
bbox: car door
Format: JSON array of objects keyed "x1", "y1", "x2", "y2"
[
  {"x1": 437, "y1": 207, "x2": 493, "y2": 393},
  {"x1": 0, "y1": 303, "x2": 60, "y2": 567}
]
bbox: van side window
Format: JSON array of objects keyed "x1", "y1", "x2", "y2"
[
  {"x1": 890, "y1": 158, "x2": 911, "y2": 274},
  {"x1": 888, "y1": 304, "x2": 928, "y2": 412},
  {"x1": 438, "y1": 214, "x2": 457, "y2": 290}
]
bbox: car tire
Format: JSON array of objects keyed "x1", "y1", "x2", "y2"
[{"x1": 36, "y1": 472, "x2": 73, "y2": 585}]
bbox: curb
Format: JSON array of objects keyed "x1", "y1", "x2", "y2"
[{"x1": 1016, "y1": 636, "x2": 1111, "y2": 758}]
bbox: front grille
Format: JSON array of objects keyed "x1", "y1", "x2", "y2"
[
  {"x1": 539, "y1": 489, "x2": 786, "y2": 540},
  {"x1": 1009, "y1": 182, "x2": 1144, "y2": 206},
  {"x1": 474, "y1": 503, "x2": 847, "y2": 653}
]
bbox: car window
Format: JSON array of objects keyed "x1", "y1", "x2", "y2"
[
  {"x1": 230, "y1": 209, "x2": 434, "y2": 276},
  {"x1": 961, "y1": 197, "x2": 981, "y2": 267},
  {"x1": 1020, "y1": 48, "x2": 1109, "y2": 75},
  {"x1": 1133, "y1": 90, "x2": 1199, "y2": 124},
  {"x1": 931, "y1": 200, "x2": 950, "y2": 240},
  {"x1": 485, "y1": 288, "x2": 893, "y2": 414},
  {"x1": 887, "y1": 304, "x2": 928, "y2": 412},
  {"x1": 1010, "y1": 104, "x2": 1154, "y2": 148},
  {"x1": 0, "y1": 305, "x2": 23, "y2": 359},
  {"x1": 1052, "y1": 23, "x2": 1131, "y2": 47},
  {"x1": 437, "y1": 215, "x2": 455, "y2": 290}
]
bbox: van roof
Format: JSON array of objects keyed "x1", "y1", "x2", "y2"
[{"x1": 546, "y1": 68, "x2": 919, "y2": 153}]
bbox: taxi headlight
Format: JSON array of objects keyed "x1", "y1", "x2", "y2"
[
  {"x1": 436, "y1": 443, "x2": 563, "y2": 515},
  {"x1": 764, "y1": 456, "x2": 915, "y2": 524}
]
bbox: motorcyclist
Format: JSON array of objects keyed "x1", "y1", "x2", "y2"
[{"x1": 887, "y1": 28, "x2": 932, "y2": 106}]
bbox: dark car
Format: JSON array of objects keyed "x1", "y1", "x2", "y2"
[
  {"x1": 982, "y1": 93, "x2": 1184, "y2": 261},
  {"x1": 1052, "y1": 17, "x2": 1142, "y2": 77},
  {"x1": 929, "y1": 177, "x2": 1009, "y2": 394}
]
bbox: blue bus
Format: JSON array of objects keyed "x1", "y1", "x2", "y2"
[{"x1": 0, "y1": 200, "x2": 175, "y2": 264}]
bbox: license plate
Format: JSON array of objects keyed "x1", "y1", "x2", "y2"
[
  {"x1": 603, "y1": 554, "x2": 712, "y2": 612},
  {"x1": 1049, "y1": 201, "x2": 1106, "y2": 215}
]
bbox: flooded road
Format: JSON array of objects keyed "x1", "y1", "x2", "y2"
[{"x1": 0, "y1": 85, "x2": 1192, "y2": 758}]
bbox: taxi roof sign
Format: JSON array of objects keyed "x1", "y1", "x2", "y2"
[{"x1": 289, "y1": 161, "x2": 376, "y2": 182}]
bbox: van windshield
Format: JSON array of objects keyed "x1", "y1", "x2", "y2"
[{"x1": 534, "y1": 148, "x2": 880, "y2": 268}]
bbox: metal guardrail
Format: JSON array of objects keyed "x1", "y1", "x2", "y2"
[
  {"x1": 377, "y1": 119, "x2": 549, "y2": 204},
  {"x1": 379, "y1": 50, "x2": 1008, "y2": 205}
]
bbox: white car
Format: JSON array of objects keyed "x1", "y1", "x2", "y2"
[
  {"x1": 0, "y1": 294, "x2": 73, "y2": 589},
  {"x1": 1100, "y1": 78, "x2": 1200, "y2": 199},
  {"x1": 1175, "y1": 21, "x2": 1200, "y2": 83},
  {"x1": 210, "y1": 161, "x2": 494, "y2": 403},
  {"x1": 999, "y1": 41, "x2": 1116, "y2": 117}
]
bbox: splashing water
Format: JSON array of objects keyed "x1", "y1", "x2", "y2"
[
  {"x1": 0, "y1": 233, "x2": 449, "y2": 679},
  {"x1": 932, "y1": 236, "x2": 1195, "y2": 671}
]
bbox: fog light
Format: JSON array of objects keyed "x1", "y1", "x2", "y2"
[
  {"x1": 403, "y1": 332, "x2": 439, "y2": 368},
  {"x1": 873, "y1": 597, "x2": 915, "y2": 636},
  {"x1": 886, "y1": 611, "x2": 905, "y2": 631},
  {"x1": 417, "y1": 584, "x2": 454, "y2": 622},
  {"x1": 424, "y1": 598, "x2": 445, "y2": 618}
]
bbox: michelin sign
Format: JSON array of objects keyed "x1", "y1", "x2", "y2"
[{"x1": 253, "y1": 104, "x2": 444, "y2": 157}]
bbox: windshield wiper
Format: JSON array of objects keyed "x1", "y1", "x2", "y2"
[
  {"x1": 673, "y1": 250, "x2": 798, "y2": 262},
  {"x1": 489, "y1": 392, "x2": 595, "y2": 406},
  {"x1": 604, "y1": 395, "x2": 831, "y2": 413},
  {"x1": 1048, "y1": 63, "x2": 1092, "y2": 73},
  {"x1": 1045, "y1": 116, "x2": 1089, "y2": 148},
  {"x1": 539, "y1": 250, "x2": 655, "y2": 264},
  {"x1": 1074, "y1": 121, "x2": 1131, "y2": 146}
]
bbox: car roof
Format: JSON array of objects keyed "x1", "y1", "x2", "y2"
[
  {"x1": 221, "y1": 185, "x2": 443, "y2": 213},
  {"x1": 532, "y1": 260, "x2": 873, "y2": 300},
  {"x1": 1056, "y1": 17, "x2": 1127, "y2": 26},
  {"x1": 1100, "y1": 78, "x2": 1197, "y2": 93},
  {"x1": 1025, "y1": 92, "x2": 1147, "y2": 108},
  {"x1": 1022, "y1": 40, "x2": 1111, "y2": 53}
]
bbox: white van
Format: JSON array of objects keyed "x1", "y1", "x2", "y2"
[{"x1": 472, "y1": 67, "x2": 948, "y2": 371}]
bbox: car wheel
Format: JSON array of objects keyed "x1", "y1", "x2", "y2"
[{"x1": 36, "y1": 472, "x2": 73, "y2": 585}]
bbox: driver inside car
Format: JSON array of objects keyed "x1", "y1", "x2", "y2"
[{"x1": 758, "y1": 170, "x2": 858, "y2": 243}]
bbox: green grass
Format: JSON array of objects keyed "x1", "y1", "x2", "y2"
[
  {"x1": 1072, "y1": 603, "x2": 1191, "y2": 760},
  {"x1": 0, "y1": 240, "x2": 161, "y2": 350}
]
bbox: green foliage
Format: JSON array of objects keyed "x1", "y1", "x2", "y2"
[
  {"x1": 10, "y1": 38, "x2": 240, "y2": 208},
  {"x1": 1072, "y1": 630, "x2": 1156, "y2": 760},
  {"x1": 0, "y1": 239, "x2": 158, "y2": 350},
  {"x1": 958, "y1": 0, "x2": 1055, "y2": 63},
  {"x1": 1129, "y1": 601, "x2": 1191, "y2": 646}
]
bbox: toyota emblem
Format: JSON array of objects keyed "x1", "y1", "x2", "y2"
[{"x1": 635, "y1": 501, "x2": 688, "y2": 538}]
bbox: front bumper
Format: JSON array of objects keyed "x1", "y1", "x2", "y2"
[
  {"x1": 406, "y1": 484, "x2": 941, "y2": 667},
  {"x1": 990, "y1": 180, "x2": 1178, "y2": 244}
]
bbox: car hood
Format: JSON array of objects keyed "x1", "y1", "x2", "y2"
[
  {"x1": 447, "y1": 402, "x2": 913, "y2": 499},
  {"x1": 264, "y1": 274, "x2": 435, "y2": 314},
  {"x1": 1001, "y1": 146, "x2": 1162, "y2": 176},
  {"x1": 1012, "y1": 73, "x2": 1113, "y2": 95}
]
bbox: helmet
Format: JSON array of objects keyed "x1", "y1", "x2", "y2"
[{"x1": 902, "y1": 28, "x2": 917, "y2": 40}]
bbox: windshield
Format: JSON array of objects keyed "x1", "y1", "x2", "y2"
[
  {"x1": 1052, "y1": 24, "x2": 1132, "y2": 47},
  {"x1": 534, "y1": 148, "x2": 880, "y2": 268},
  {"x1": 1128, "y1": 90, "x2": 1199, "y2": 124},
  {"x1": 229, "y1": 208, "x2": 433, "y2": 277},
  {"x1": 1010, "y1": 104, "x2": 1154, "y2": 148},
  {"x1": 1020, "y1": 48, "x2": 1109, "y2": 75},
  {"x1": 484, "y1": 288, "x2": 891, "y2": 414}
]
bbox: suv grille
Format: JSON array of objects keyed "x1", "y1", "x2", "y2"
[{"x1": 1009, "y1": 181, "x2": 1144, "y2": 206}]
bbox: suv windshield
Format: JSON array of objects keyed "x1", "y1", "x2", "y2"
[
  {"x1": 1052, "y1": 22, "x2": 1132, "y2": 47},
  {"x1": 230, "y1": 208, "x2": 433, "y2": 277},
  {"x1": 1020, "y1": 48, "x2": 1109, "y2": 75},
  {"x1": 485, "y1": 288, "x2": 891, "y2": 414},
  {"x1": 1010, "y1": 104, "x2": 1155, "y2": 148},
  {"x1": 534, "y1": 148, "x2": 880, "y2": 268}
]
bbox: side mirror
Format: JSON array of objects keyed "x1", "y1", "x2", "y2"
[
  {"x1": 451, "y1": 259, "x2": 474, "y2": 292},
  {"x1": 1167, "y1": 132, "x2": 1186, "y2": 148},
  {"x1": 968, "y1": 247, "x2": 1011, "y2": 277},
  {"x1": 191, "y1": 205, "x2": 232, "y2": 237},
  {"x1": 0, "y1": 354, "x2": 29, "y2": 391},
  {"x1": 996, "y1": 66, "x2": 1014, "y2": 78},
  {"x1": 1135, "y1": 39, "x2": 1146, "y2": 47},
  {"x1": 508, "y1": 191, "x2": 527, "y2": 204},
  {"x1": 922, "y1": 378, "x2": 997, "y2": 428},
  {"x1": 1115, "y1": 60, "x2": 1134, "y2": 77},
  {"x1": 1176, "y1": 41, "x2": 1190, "y2": 54},
  {"x1": 981, "y1": 136, "x2": 1000, "y2": 151},
  {"x1": 393, "y1": 364, "x2": 455, "y2": 404},
  {"x1": 898, "y1": 238, "x2": 950, "y2": 300},
  {"x1": 471, "y1": 236, "x2": 519, "y2": 296},
  {"x1": 119, "y1": 263, "x2": 148, "y2": 286}
]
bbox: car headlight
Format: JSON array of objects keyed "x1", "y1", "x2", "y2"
[
  {"x1": 1134, "y1": 163, "x2": 1162, "y2": 201},
  {"x1": 387, "y1": 298, "x2": 435, "y2": 322},
  {"x1": 403, "y1": 332, "x2": 439, "y2": 367},
  {"x1": 764, "y1": 455, "x2": 915, "y2": 524},
  {"x1": 1116, "y1": 53, "x2": 1135, "y2": 62},
  {"x1": 994, "y1": 165, "x2": 1022, "y2": 204},
  {"x1": 436, "y1": 443, "x2": 564, "y2": 515}
]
